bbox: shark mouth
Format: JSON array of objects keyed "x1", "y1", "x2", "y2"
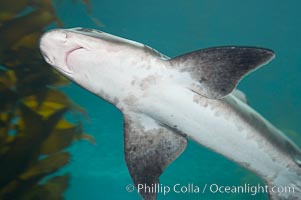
[{"x1": 65, "y1": 46, "x2": 85, "y2": 72}]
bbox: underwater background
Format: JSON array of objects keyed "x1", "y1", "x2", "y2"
[{"x1": 1, "y1": 0, "x2": 301, "y2": 200}]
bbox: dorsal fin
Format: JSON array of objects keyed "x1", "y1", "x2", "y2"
[{"x1": 169, "y1": 46, "x2": 275, "y2": 99}]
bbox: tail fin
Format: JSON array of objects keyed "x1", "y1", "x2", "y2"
[{"x1": 268, "y1": 169, "x2": 301, "y2": 200}]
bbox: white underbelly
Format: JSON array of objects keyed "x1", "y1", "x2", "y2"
[{"x1": 141, "y1": 85, "x2": 296, "y2": 181}]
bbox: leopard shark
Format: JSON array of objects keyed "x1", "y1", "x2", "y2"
[{"x1": 39, "y1": 28, "x2": 301, "y2": 200}]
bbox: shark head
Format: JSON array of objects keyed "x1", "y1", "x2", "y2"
[{"x1": 39, "y1": 28, "x2": 150, "y2": 103}]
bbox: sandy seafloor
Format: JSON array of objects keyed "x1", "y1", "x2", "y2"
[{"x1": 51, "y1": 0, "x2": 301, "y2": 199}]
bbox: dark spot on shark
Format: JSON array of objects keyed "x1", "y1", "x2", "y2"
[
  {"x1": 123, "y1": 95, "x2": 138, "y2": 106},
  {"x1": 130, "y1": 146, "x2": 137, "y2": 152},
  {"x1": 199, "y1": 77, "x2": 207, "y2": 83},
  {"x1": 113, "y1": 97, "x2": 119, "y2": 104},
  {"x1": 148, "y1": 139, "x2": 154, "y2": 144},
  {"x1": 139, "y1": 75, "x2": 158, "y2": 90}
]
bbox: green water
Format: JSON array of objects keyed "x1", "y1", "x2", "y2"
[{"x1": 54, "y1": 0, "x2": 301, "y2": 199}]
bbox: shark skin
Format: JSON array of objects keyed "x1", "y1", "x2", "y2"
[{"x1": 39, "y1": 28, "x2": 301, "y2": 200}]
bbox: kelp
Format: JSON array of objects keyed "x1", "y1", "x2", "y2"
[{"x1": 0, "y1": 1, "x2": 95, "y2": 199}]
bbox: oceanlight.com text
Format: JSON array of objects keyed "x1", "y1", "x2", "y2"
[{"x1": 208, "y1": 183, "x2": 295, "y2": 196}]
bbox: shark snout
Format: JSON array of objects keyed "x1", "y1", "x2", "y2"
[{"x1": 39, "y1": 29, "x2": 83, "y2": 75}]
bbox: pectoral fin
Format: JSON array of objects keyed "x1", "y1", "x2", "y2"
[
  {"x1": 170, "y1": 46, "x2": 275, "y2": 99},
  {"x1": 124, "y1": 113, "x2": 187, "y2": 200}
]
